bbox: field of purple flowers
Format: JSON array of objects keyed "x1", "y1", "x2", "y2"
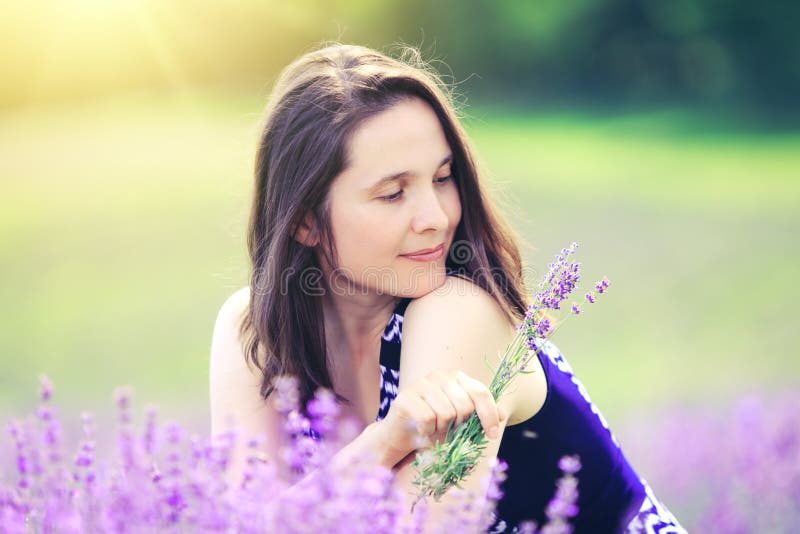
[
  {"x1": 618, "y1": 388, "x2": 800, "y2": 533},
  {"x1": 1, "y1": 376, "x2": 583, "y2": 533},
  {"x1": 2, "y1": 374, "x2": 798, "y2": 532}
]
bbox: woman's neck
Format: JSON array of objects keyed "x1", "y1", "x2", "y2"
[{"x1": 322, "y1": 291, "x2": 400, "y2": 368}]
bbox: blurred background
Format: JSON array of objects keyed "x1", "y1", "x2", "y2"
[{"x1": 1, "y1": 0, "x2": 798, "y2": 529}]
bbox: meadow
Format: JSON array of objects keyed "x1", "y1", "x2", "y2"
[{"x1": 1, "y1": 89, "x2": 798, "y2": 529}]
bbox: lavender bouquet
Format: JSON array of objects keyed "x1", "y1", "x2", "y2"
[{"x1": 411, "y1": 242, "x2": 609, "y2": 505}]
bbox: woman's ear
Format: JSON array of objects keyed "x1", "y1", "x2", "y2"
[{"x1": 291, "y1": 213, "x2": 320, "y2": 247}]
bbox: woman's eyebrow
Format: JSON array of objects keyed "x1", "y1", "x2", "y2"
[{"x1": 365, "y1": 154, "x2": 452, "y2": 191}]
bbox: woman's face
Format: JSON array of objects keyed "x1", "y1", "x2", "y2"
[{"x1": 321, "y1": 96, "x2": 462, "y2": 298}]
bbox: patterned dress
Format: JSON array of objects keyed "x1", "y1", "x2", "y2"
[{"x1": 373, "y1": 278, "x2": 687, "y2": 534}]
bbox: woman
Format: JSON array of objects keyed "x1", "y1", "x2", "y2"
[{"x1": 209, "y1": 42, "x2": 684, "y2": 533}]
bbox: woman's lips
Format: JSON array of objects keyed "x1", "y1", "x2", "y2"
[{"x1": 401, "y1": 243, "x2": 445, "y2": 262}]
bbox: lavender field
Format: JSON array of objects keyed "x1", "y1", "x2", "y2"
[{"x1": 2, "y1": 376, "x2": 797, "y2": 531}]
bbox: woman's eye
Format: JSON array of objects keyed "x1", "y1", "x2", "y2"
[
  {"x1": 380, "y1": 175, "x2": 452, "y2": 203},
  {"x1": 381, "y1": 190, "x2": 403, "y2": 202}
]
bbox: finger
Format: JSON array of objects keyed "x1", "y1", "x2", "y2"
[
  {"x1": 456, "y1": 372, "x2": 501, "y2": 438},
  {"x1": 424, "y1": 371, "x2": 475, "y2": 427},
  {"x1": 498, "y1": 404, "x2": 509, "y2": 423},
  {"x1": 419, "y1": 385, "x2": 457, "y2": 435},
  {"x1": 442, "y1": 379, "x2": 474, "y2": 427},
  {"x1": 404, "y1": 393, "x2": 438, "y2": 439}
]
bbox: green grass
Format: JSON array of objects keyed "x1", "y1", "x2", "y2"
[{"x1": 1, "y1": 89, "x2": 798, "y2": 435}]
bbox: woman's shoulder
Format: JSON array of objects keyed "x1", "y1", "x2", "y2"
[
  {"x1": 404, "y1": 275, "x2": 512, "y2": 329},
  {"x1": 400, "y1": 276, "x2": 516, "y2": 383},
  {"x1": 224, "y1": 285, "x2": 250, "y2": 316},
  {"x1": 209, "y1": 285, "x2": 260, "y2": 390}
]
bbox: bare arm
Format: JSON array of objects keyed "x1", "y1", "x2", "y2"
[
  {"x1": 209, "y1": 287, "x2": 285, "y2": 487},
  {"x1": 209, "y1": 288, "x2": 405, "y2": 486},
  {"x1": 384, "y1": 276, "x2": 528, "y2": 533}
]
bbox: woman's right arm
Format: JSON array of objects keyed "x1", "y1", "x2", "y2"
[
  {"x1": 209, "y1": 288, "x2": 402, "y2": 488},
  {"x1": 209, "y1": 287, "x2": 288, "y2": 487}
]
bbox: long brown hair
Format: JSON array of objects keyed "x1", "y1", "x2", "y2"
[{"x1": 239, "y1": 41, "x2": 531, "y2": 410}]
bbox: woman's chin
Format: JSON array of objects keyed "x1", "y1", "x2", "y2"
[{"x1": 401, "y1": 266, "x2": 449, "y2": 297}]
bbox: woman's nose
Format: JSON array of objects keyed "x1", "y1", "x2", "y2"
[{"x1": 411, "y1": 188, "x2": 450, "y2": 233}]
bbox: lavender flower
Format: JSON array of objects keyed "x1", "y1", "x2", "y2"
[
  {"x1": 595, "y1": 278, "x2": 609, "y2": 294},
  {"x1": 7, "y1": 418, "x2": 32, "y2": 490},
  {"x1": 141, "y1": 405, "x2": 159, "y2": 456},
  {"x1": 557, "y1": 455, "x2": 581, "y2": 475},
  {"x1": 39, "y1": 374, "x2": 53, "y2": 402},
  {"x1": 272, "y1": 375, "x2": 301, "y2": 414},
  {"x1": 478, "y1": 457, "x2": 509, "y2": 530},
  {"x1": 497, "y1": 454, "x2": 582, "y2": 534},
  {"x1": 307, "y1": 388, "x2": 340, "y2": 437}
]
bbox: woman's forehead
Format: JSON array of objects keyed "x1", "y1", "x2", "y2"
[{"x1": 340, "y1": 99, "x2": 451, "y2": 190}]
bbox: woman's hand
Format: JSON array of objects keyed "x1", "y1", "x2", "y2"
[{"x1": 372, "y1": 369, "x2": 508, "y2": 468}]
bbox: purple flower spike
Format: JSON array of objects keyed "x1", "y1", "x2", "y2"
[
  {"x1": 595, "y1": 278, "x2": 610, "y2": 294},
  {"x1": 482, "y1": 457, "x2": 509, "y2": 502},
  {"x1": 113, "y1": 386, "x2": 132, "y2": 411},
  {"x1": 546, "y1": 498, "x2": 579, "y2": 519},
  {"x1": 165, "y1": 422, "x2": 183, "y2": 445},
  {"x1": 489, "y1": 457, "x2": 508, "y2": 482},
  {"x1": 272, "y1": 375, "x2": 300, "y2": 414},
  {"x1": 485, "y1": 481, "x2": 505, "y2": 501},
  {"x1": 142, "y1": 406, "x2": 159, "y2": 456},
  {"x1": 534, "y1": 318, "x2": 551, "y2": 338},
  {"x1": 285, "y1": 410, "x2": 311, "y2": 435},
  {"x1": 81, "y1": 412, "x2": 96, "y2": 437},
  {"x1": 308, "y1": 388, "x2": 340, "y2": 436},
  {"x1": 307, "y1": 388, "x2": 339, "y2": 419},
  {"x1": 16, "y1": 455, "x2": 27, "y2": 475},
  {"x1": 39, "y1": 375, "x2": 53, "y2": 402},
  {"x1": 74, "y1": 441, "x2": 95, "y2": 468},
  {"x1": 558, "y1": 455, "x2": 582, "y2": 475},
  {"x1": 36, "y1": 406, "x2": 53, "y2": 422}
]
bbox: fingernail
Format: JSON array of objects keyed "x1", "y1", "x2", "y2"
[{"x1": 487, "y1": 426, "x2": 499, "y2": 439}]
